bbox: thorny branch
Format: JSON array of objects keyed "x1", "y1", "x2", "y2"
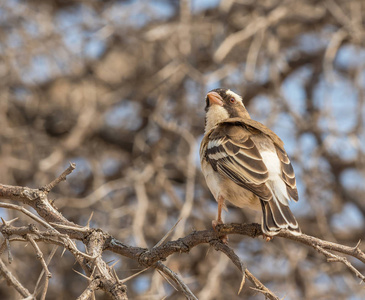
[{"x1": 0, "y1": 166, "x2": 364, "y2": 299}]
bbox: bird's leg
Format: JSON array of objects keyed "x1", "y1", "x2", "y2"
[{"x1": 212, "y1": 195, "x2": 228, "y2": 243}]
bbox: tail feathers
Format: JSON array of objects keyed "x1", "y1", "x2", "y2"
[{"x1": 260, "y1": 199, "x2": 301, "y2": 236}]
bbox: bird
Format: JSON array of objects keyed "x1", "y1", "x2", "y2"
[{"x1": 200, "y1": 88, "x2": 301, "y2": 238}]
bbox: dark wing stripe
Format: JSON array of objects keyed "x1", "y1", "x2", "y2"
[
  {"x1": 207, "y1": 144, "x2": 226, "y2": 157},
  {"x1": 286, "y1": 186, "x2": 299, "y2": 201},
  {"x1": 282, "y1": 162, "x2": 295, "y2": 178},
  {"x1": 217, "y1": 162, "x2": 272, "y2": 200},
  {"x1": 224, "y1": 140, "x2": 241, "y2": 155},
  {"x1": 278, "y1": 202, "x2": 299, "y2": 228},
  {"x1": 282, "y1": 172, "x2": 296, "y2": 188},
  {"x1": 268, "y1": 200, "x2": 286, "y2": 228},
  {"x1": 276, "y1": 146, "x2": 290, "y2": 164},
  {"x1": 229, "y1": 138, "x2": 255, "y2": 149},
  {"x1": 237, "y1": 146, "x2": 262, "y2": 160},
  {"x1": 224, "y1": 156, "x2": 268, "y2": 182},
  {"x1": 217, "y1": 162, "x2": 247, "y2": 185},
  {"x1": 261, "y1": 200, "x2": 279, "y2": 232},
  {"x1": 234, "y1": 153, "x2": 267, "y2": 174}
]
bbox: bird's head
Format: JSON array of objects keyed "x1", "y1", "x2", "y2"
[{"x1": 204, "y1": 88, "x2": 250, "y2": 133}]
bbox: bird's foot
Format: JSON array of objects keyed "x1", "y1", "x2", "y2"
[
  {"x1": 212, "y1": 219, "x2": 229, "y2": 244},
  {"x1": 262, "y1": 234, "x2": 273, "y2": 242}
]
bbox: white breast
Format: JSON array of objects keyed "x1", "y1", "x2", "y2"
[
  {"x1": 205, "y1": 105, "x2": 229, "y2": 133},
  {"x1": 202, "y1": 163, "x2": 221, "y2": 200}
]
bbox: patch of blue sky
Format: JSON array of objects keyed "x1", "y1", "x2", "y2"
[
  {"x1": 146, "y1": 123, "x2": 161, "y2": 145},
  {"x1": 314, "y1": 74, "x2": 358, "y2": 134},
  {"x1": 248, "y1": 94, "x2": 272, "y2": 123},
  {"x1": 11, "y1": 86, "x2": 32, "y2": 103},
  {"x1": 348, "y1": 295, "x2": 365, "y2": 300},
  {"x1": 107, "y1": 1, "x2": 174, "y2": 28},
  {"x1": 22, "y1": 19, "x2": 39, "y2": 37},
  {"x1": 255, "y1": 256, "x2": 290, "y2": 277},
  {"x1": 205, "y1": 76, "x2": 220, "y2": 93},
  {"x1": 335, "y1": 44, "x2": 365, "y2": 70},
  {"x1": 148, "y1": 1, "x2": 175, "y2": 19},
  {"x1": 281, "y1": 66, "x2": 312, "y2": 115},
  {"x1": 105, "y1": 100, "x2": 142, "y2": 131},
  {"x1": 239, "y1": 238, "x2": 263, "y2": 254},
  {"x1": 254, "y1": 62, "x2": 270, "y2": 84},
  {"x1": 297, "y1": 32, "x2": 329, "y2": 53},
  {"x1": 270, "y1": 113, "x2": 296, "y2": 154},
  {"x1": 5, "y1": 0, "x2": 24, "y2": 14},
  {"x1": 161, "y1": 192, "x2": 171, "y2": 207},
  {"x1": 324, "y1": 135, "x2": 358, "y2": 160},
  {"x1": 84, "y1": 38, "x2": 105, "y2": 59},
  {"x1": 185, "y1": 79, "x2": 202, "y2": 108},
  {"x1": 290, "y1": 175, "x2": 310, "y2": 217},
  {"x1": 22, "y1": 55, "x2": 52, "y2": 84},
  {"x1": 194, "y1": 134, "x2": 204, "y2": 167},
  {"x1": 192, "y1": 0, "x2": 220, "y2": 12},
  {"x1": 102, "y1": 157, "x2": 122, "y2": 177},
  {"x1": 7, "y1": 31, "x2": 23, "y2": 49},
  {"x1": 132, "y1": 275, "x2": 150, "y2": 294},
  {"x1": 65, "y1": 157, "x2": 92, "y2": 194},
  {"x1": 56, "y1": 5, "x2": 84, "y2": 30},
  {"x1": 299, "y1": 133, "x2": 317, "y2": 158},
  {"x1": 0, "y1": 7, "x2": 6, "y2": 21},
  {"x1": 226, "y1": 67, "x2": 245, "y2": 85},
  {"x1": 331, "y1": 203, "x2": 364, "y2": 232},
  {"x1": 67, "y1": 157, "x2": 92, "y2": 180},
  {"x1": 340, "y1": 168, "x2": 365, "y2": 190},
  {"x1": 0, "y1": 208, "x2": 7, "y2": 222},
  {"x1": 313, "y1": 272, "x2": 333, "y2": 293},
  {"x1": 62, "y1": 28, "x2": 83, "y2": 55}
]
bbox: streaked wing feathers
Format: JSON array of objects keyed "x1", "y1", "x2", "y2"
[
  {"x1": 205, "y1": 123, "x2": 272, "y2": 200},
  {"x1": 276, "y1": 146, "x2": 298, "y2": 201}
]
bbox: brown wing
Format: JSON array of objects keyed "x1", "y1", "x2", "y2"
[{"x1": 202, "y1": 122, "x2": 272, "y2": 200}]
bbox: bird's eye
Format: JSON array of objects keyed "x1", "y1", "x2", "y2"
[{"x1": 230, "y1": 97, "x2": 235, "y2": 103}]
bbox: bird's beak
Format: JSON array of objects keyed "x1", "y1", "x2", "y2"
[{"x1": 207, "y1": 92, "x2": 223, "y2": 107}]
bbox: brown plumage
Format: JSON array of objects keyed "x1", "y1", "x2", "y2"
[{"x1": 200, "y1": 88, "x2": 301, "y2": 236}]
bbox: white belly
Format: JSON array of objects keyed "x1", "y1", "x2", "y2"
[{"x1": 202, "y1": 163, "x2": 261, "y2": 211}]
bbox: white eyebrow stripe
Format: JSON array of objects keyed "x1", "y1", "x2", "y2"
[{"x1": 226, "y1": 89, "x2": 244, "y2": 105}]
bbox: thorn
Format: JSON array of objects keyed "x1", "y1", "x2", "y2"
[
  {"x1": 354, "y1": 239, "x2": 362, "y2": 250},
  {"x1": 120, "y1": 267, "x2": 149, "y2": 284},
  {"x1": 7, "y1": 217, "x2": 19, "y2": 225},
  {"x1": 109, "y1": 260, "x2": 120, "y2": 268},
  {"x1": 86, "y1": 212, "x2": 94, "y2": 228},
  {"x1": 61, "y1": 247, "x2": 67, "y2": 257},
  {"x1": 238, "y1": 273, "x2": 246, "y2": 295},
  {"x1": 112, "y1": 268, "x2": 119, "y2": 281},
  {"x1": 106, "y1": 259, "x2": 115, "y2": 265},
  {"x1": 73, "y1": 268, "x2": 91, "y2": 281},
  {"x1": 153, "y1": 218, "x2": 182, "y2": 249},
  {"x1": 156, "y1": 269, "x2": 178, "y2": 291},
  {"x1": 90, "y1": 266, "x2": 96, "y2": 278}
]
